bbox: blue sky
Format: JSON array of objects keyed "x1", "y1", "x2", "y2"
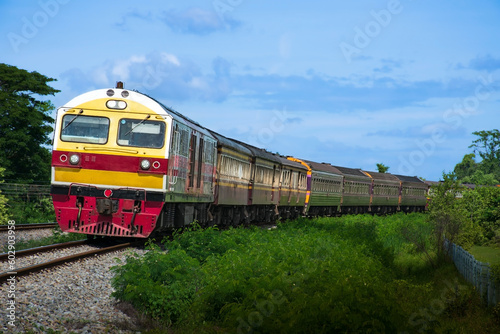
[{"x1": 1, "y1": 0, "x2": 499, "y2": 180}]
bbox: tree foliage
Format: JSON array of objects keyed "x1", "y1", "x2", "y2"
[
  {"x1": 0, "y1": 168, "x2": 11, "y2": 224},
  {"x1": 469, "y1": 129, "x2": 500, "y2": 167},
  {"x1": 428, "y1": 171, "x2": 500, "y2": 250},
  {"x1": 454, "y1": 153, "x2": 478, "y2": 180},
  {"x1": 453, "y1": 130, "x2": 500, "y2": 185},
  {"x1": 376, "y1": 163, "x2": 389, "y2": 173},
  {"x1": 460, "y1": 186, "x2": 500, "y2": 247},
  {"x1": 0, "y1": 63, "x2": 59, "y2": 183},
  {"x1": 427, "y1": 173, "x2": 470, "y2": 255}
]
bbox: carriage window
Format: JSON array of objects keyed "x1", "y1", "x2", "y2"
[
  {"x1": 61, "y1": 115, "x2": 109, "y2": 144},
  {"x1": 118, "y1": 118, "x2": 165, "y2": 148}
]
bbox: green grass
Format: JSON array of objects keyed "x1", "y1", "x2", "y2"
[
  {"x1": 111, "y1": 214, "x2": 500, "y2": 333},
  {"x1": 469, "y1": 245, "x2": 500, "y2": 265}
]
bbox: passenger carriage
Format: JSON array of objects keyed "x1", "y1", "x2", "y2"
[
  {"x1": 394, "y1": 174, "x2": 428, "y2": 212},
  {"x1": 362, "y1": 171, "x2": 401, "y2": 214},
  {"x1": 332, "y1": 166, "x2": 372, "y2": 214}
]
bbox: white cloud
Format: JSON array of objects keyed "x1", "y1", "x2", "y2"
[
  {"x1": 160, "y1": 53, "x2": 180, "y2": 67},
  {"x1": 112, "y1": 55, "x2": 147, "y2": 80}
]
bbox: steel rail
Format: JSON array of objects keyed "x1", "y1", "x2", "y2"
[
  {"x1": 0, "y1": 241, "x2": 142, "y2": 284},
  {"x1": 0, "y1": 240, "x2": 87, "y2": 261},
  {"x1": 0, "y1": 223, "x2": 58, "y2": 231}
]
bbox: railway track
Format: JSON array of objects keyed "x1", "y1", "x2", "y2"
[
  {"x1": 0, "y1": 240, "x2": 143, "y2": 284},
  {"x1": 0, "y1": 240, "x2": 87, "y2": 262},
  {"x1": 0, "y1": 222, "x2": 58, "y2": 231}
]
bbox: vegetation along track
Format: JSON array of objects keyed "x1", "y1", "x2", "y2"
[{"x1": 0, "y1": 239, "x2": 142, "y2": 284}]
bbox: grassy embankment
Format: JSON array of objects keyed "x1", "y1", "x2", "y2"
[{"x1": 111, "y1": 213, "x2": 500, "y2": 333}]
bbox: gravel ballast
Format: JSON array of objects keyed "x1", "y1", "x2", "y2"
[
  {"x1": 0, "y1": 248, "x2": 146, "y2": 333},
  {"x1": 0, "y1": 229, "x2": 54, "y2": 248}
]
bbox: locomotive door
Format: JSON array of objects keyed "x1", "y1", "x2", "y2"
[
  {"x1": 168, "y1": 121, "x2": 190, "y2": 193},
  {"x1": 185, "y1": 131, "x2": 216, "y2": 196},
  {"x1": 187, "y1": 134, "x2": 209, "y2": 192},
  {"x1": 187, "y1": 132, "x2": 197, "y2": 190}
]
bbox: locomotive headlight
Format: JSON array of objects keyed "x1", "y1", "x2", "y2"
[
  {"x1": 106, "y1": 100, "x2": 127, "y2": 110},
  {"x1": 140, "y1": 159, "x2": 151, "y2": 170},
  {"x1": 69, "y1": 154, "x2": 80, "y2": 165}
]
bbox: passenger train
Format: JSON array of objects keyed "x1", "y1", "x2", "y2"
[{"x1": 50, "y1": 83, "x2": 428, "y2": 238}]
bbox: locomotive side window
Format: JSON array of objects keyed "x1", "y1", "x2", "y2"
[
  {"x1": 118, "y1": 118, "x2": 165, "y2": 148},
  {"x1": 204, "y1": 141, "x2": 216, "y2": 164},
  {"x1": 61, "y1": 115, "x2": 109, "y2": 144}
]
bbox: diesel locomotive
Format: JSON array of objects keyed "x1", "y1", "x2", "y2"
[{"x1": 50, "y1": 83, "x2": 428, "y2": 238}]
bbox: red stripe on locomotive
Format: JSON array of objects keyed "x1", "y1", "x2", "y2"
[{"x1": 52, "y1": 150, "x2": 168, "y2": 175}]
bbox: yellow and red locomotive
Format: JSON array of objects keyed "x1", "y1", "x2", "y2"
[
  {"x1": 51, "y1": 83, "x2": 218, "y2": 237},
  {"x1": 50, "y1": 83, "x2": 428, "y2": 238}
]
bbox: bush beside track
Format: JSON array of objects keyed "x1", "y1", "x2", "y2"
[{"x1": 111, "y1": 213, "x2": 500, "y2": 333}]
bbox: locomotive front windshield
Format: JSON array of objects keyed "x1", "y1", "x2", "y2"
[
  {"x1": 61, "y1": 115, "x2": 109, "y2": 144},
  {"x1": 117, "y1": 118, "x2": 166, "y2": 148}
]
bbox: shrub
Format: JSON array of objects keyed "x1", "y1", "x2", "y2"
[
  {"x1": 166, "y1": 224, "x2": 250, "y2": 263},
  {"x1": 0, "y1": 191, "x2": 9, "y2": 225},
  {"x1": 7, "y1": 196, "x2": 55, "y2": 224},
  {"x1": 112, "y1": 217, "x2": 418, "y2": 332},
  {"x1": 112, "y1": 242, "x2": 203, "y2": 325},
  {"x1": 0, "y1": 168, "x2": 11, "y2": 224},
  {"x1": 194, "y1": 226, "x2": 403, "y2": 333},
  {"x1": 111, "y1": 213, "x2": 500, "y2": 333}
]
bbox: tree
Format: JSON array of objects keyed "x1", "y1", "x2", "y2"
[
  {"x1": 376, "y1": 163, "x2": 389, "y2": 173},
  {"x1": 453, "y1": 153, "x2": 478, "y2": 181},
  {"x1": 469, "y1": 129, "x2": 500, "y2": 178},
  {"x1": 462, "y1": 170, "x2": 499, "y2": 186},
  {"x1": 427, "y1": 172, "x2": 468, "y2": 259},
  {"x1": 452, "y1": 131, "x2": 500, "y2": 185},
  {"x1": 0, "y1": 63, "x2": 59, "y2": 183}
]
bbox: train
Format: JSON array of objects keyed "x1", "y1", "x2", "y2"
[{"x1": 50, "y1": 83, "x2": 428, "y2": 238}]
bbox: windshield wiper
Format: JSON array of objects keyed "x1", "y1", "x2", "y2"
[
  {"x1": 125, "y1": 114, "x2": 151, "y2": 136},
  {"x1": 62, "y1": 109, "x2": 84, "y2": 131}
]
